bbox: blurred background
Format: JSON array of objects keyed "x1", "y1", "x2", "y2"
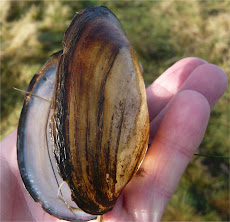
[{"x1": 0, "y1": 0, "x2": 229, "y2": 221}]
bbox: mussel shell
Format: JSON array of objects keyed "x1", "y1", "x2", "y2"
[
  {"x1": 51, "y1": 6, "x2": 149, "y2": 215},
  {"x1": 17, "y1": 5, "x2": 149, "y2": 220},
  {"x1": 17, "y1": 51, "x2": 96, "y2": 221}
]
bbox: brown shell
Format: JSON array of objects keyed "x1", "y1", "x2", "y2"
[{"x1": 51, "y1": 6, "x2": 149, "y2": 215}]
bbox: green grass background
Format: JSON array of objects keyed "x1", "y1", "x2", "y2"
[{"x1": 1, "y1": 0, "x2": 229, "y2": 221}]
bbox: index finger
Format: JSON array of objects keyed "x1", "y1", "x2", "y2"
[{"x1": 146, "y1": 57, "x2": 207, "y2": 121}]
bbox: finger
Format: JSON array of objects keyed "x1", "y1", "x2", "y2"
[
  {"x1": 179, "y1": 64, "x2": 228, "y2": 109},
  {"x1": 120, "y1": 90, "x2": 210, "y2": 221},
  {"x1": 149, "y1": 63, "x2": 228, "y2": 142},
  {"x1": 146, "y1": 57, "x2": 207, "y2": 121}
]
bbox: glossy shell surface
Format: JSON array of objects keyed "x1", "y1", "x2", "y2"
[
  {"x1": 17, "y1": 51, "x2": 96, "y2": 221},
  {"x1": 17, "y1": 6, "x2": 149, "y2": 221}
]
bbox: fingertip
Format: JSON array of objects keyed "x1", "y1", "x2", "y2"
[
  {"x1": 204, "y1": 63, "x2": 228, "y2": 91},
  {"x1": 183, "y1": 63, "x2": 228, "y2": 108}
]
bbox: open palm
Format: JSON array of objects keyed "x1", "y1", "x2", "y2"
[{"x1": 0, "y1": 57, "x2": 227, "y2": 221}]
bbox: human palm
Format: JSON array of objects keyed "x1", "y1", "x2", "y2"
[{"x1": 0, "y1": 57, "x2": 227, "y2": 221}]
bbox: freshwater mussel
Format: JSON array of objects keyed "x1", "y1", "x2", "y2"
[{"x1": 17, "y1": 6, "x2": 149, "y2": 221}]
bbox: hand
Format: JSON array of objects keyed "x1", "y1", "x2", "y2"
[{"x1": 0, "y1": 57, "x2": 227, "y2": 221}]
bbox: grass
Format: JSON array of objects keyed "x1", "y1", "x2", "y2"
[{"x1": 1, "y1": 0, "x2": 229, "y2": 221}]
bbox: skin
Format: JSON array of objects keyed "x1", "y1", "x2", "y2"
[{"x1": 0, "y1": 57, "x2": 227, "y2": 221}]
